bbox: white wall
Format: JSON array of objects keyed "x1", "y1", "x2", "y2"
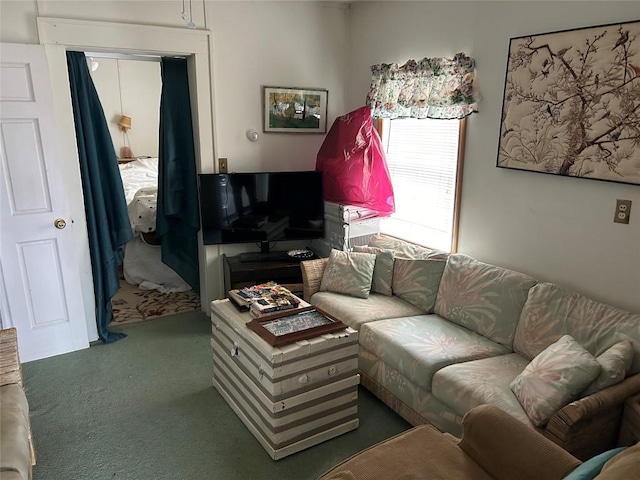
[
  {"x1": 205, "y1": 1, "x2": 348, "y2": 172},
  {"x1": 89, "y1": 58, "x2": 161, "y2": 158},
  {"x1": 348, "y1": 1, "x2": 640, "y2": 313},
  {"x1": 0, "y1": 0, "x2": 38, "y2": 44},
  {"x1": 0, "y1": 0, "x2": 348, "y2": 174}
]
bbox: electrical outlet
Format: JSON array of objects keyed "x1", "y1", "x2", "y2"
[
  {"x1": 219, "y1": 157, "x2": 228, "y2": 174},
  {"x1": 613, "y1": 199, "x2": 632, "y2": 224}
]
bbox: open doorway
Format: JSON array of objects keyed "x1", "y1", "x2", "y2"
[
  {"x1": 86, "y1": 52, "x2": 200, "y2": 326},
  {"x1": 38, "y1": 18, "x2": 216, "y2": 344}
]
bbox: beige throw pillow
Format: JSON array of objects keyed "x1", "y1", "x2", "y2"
[
  {"x1": 319, "y1": 249, "x2": 376, "y2": 299},
  {"x1": 510, "y1": 335, "x2": 601, "y2": 427}
]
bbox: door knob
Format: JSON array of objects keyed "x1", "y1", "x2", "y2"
[{"x1": 54, "y1": 218, "x2": 67, "y2": 229}]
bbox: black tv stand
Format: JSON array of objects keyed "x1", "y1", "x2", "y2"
[
  {"x1": 223, "y1": 253, "x2": 312, "y2": 296},
  {"x1": 239, "y1": 251, "x2": 289, "y2": 262}
]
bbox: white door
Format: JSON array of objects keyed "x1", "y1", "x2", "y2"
[{"x1": 0, "y1": 43, "x2": 89, "y2": 362}]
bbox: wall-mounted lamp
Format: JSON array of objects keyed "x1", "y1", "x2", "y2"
[
  {"x1": 246, "y1": 129, "x2": 259, "y2": 142},
  {"x1": 89, "y1": 57, "x2": 99, "y2": 72},
  {"x1": 118, "y1": 115, "x2": 132, "y2": 132},
  {"x1": 118, "y1": 115, "x2": 134, "y2": 158}
]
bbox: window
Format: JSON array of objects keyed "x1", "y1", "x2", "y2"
[{"x1": 376, "y1": 118, "x2": 466, "y2": 252}]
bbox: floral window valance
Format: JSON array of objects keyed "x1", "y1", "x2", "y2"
[{"x1": 367, "y1": 52, "x2": 478, "y2": 120}]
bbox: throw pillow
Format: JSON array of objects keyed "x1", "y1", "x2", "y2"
[
  {"x1": 562, "y1": 447, "x2": 627, "y2": 480},
  {"x1": 392, "y1": 258, "x2": 447, "y2": 313},
  {"x1": 319, "y1": 249, "x2": 376, "y2": 299},
  {"x1": 510, "y1": 335, "x2": 601, "y2": 427},
  {"x1": 353, "y1": 246, "x2": 395, "y2": 296},
  {"x1": 582, "y1": 340, "x2": 634, "y2": 396}
]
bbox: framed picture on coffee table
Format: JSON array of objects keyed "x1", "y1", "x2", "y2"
[{"x1": 247, "y1": 306, "x2": 346, "y2": 347}]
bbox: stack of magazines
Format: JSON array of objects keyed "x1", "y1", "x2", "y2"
[{"x1": 228, "y1": 282, "x2": 303, "y2": 317}]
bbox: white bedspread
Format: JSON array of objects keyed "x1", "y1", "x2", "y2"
[{"x1": 119, "y1": 158, "x2": 158, "y2": 233}]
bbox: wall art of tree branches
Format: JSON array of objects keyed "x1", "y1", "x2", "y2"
[{"x1": 497, "y1": 20, "x2": 640, "y2": 185}]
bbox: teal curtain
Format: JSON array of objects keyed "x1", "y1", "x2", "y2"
[
  {"x1": 66, "y1": 51, "x2": 133, "y2": 343},
  {"x1": 157, "y1": 57, "x2": 200, "y2": 294}
]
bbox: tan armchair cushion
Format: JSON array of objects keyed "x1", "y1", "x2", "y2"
[
  {"x1": 318, "y1": 423, "x2": 493, "y2": 480},
  {"x1": 595, "y1": 442, "x2": 640, "y2": 479}
]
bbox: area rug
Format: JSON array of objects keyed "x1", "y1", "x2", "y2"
[{"x1": 111, "y1": 278, "x2": 201, "y2": 325}]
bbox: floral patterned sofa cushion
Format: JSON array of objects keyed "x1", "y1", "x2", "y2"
[
  {"x1": 352, "y1": 246, "x2": 395, "y2": 296},
  {"x1": 393, "y1": 258, "x2": 447, "y2": 313},
  {"x1": 311, "y1": 291, "x2": 425, "y2": 331},
  {"x1": 434, "y1": 254, "x2": 538, "y2": 350},
  {"x1": 359, "y1": 314, "x2": 510, "y2": 391},
  {"x1": 358, "y1": 345, "x2": 467, "y2": 436},
  {"x1": 369, "y1": 234, "x2": 449, "y2": 260},
  {"x1": 514, "y1": 283, "x2": 640, "y2": 374},
  {"x1": 431, "y1": 353, "x2": 533, "y2": 427}
]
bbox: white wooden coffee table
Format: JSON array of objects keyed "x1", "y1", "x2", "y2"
[{"x1": 210, "y1": 299, "x2": 360, "y2": 460}]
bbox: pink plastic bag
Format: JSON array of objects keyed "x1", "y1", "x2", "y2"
[{"x1": 316, "y1": 106, "x2": 395, "y2": 215}]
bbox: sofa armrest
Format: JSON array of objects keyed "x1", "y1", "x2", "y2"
[
  {"x1": 0, "y1": 327, "x2": 35, "y2": 467},
  {"x1": 459, "y1": 405, "x2": 581, "y2": 480},
  {"x1": 0, "y1": 327, "x2": 23, "y2": 388},
  {"x1": 543, "y1": 372, "x2": 640, "y2": 460},
  {"x1": 300, "y1": 258, "x2": 328, "y2": 302}
]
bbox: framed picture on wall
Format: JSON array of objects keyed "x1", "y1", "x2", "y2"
[
  {"x1": 497, "y1": 20, "x2": 640, "y2": 186},
  {"x1": 263, "y1": 86, "x2": 328, "y2": 133}
]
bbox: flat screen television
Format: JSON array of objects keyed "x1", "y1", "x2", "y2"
[{"x1": 198, "y1": 171, "x2": 325, "y2": 259}]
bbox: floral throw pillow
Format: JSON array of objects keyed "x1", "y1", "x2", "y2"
[
  {"x1": 582, "y1": 340, "x2": 634, "y2": 396},
  {"x1": 510, "y1": 335, "x2": 601, "y2": 427},
  {"x1": 319, "y1": 249, "x2": 376, "y2": 299},
  {"x1": 353, "y1": 246, "x2": 395, "y2": 296},
  {"x1": 392, "y1": 258, "x2": 447, "y2": 313}
]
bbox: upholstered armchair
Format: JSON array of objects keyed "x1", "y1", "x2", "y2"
[{"x1": 318, "y1": 404, "x2": 638, "y2": 480}]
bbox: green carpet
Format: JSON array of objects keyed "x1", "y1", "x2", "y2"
[{"x1": 23, "y1": 311, "x2": 410, "y2": 480}]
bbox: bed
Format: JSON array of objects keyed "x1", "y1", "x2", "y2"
[{"x1": 118, "y1": 158, "x2": 191, "y2": 293}]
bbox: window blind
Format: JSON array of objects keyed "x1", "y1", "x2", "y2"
[{"x1": 380, "y1": 118, "x2": 460, "y2": 251}]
